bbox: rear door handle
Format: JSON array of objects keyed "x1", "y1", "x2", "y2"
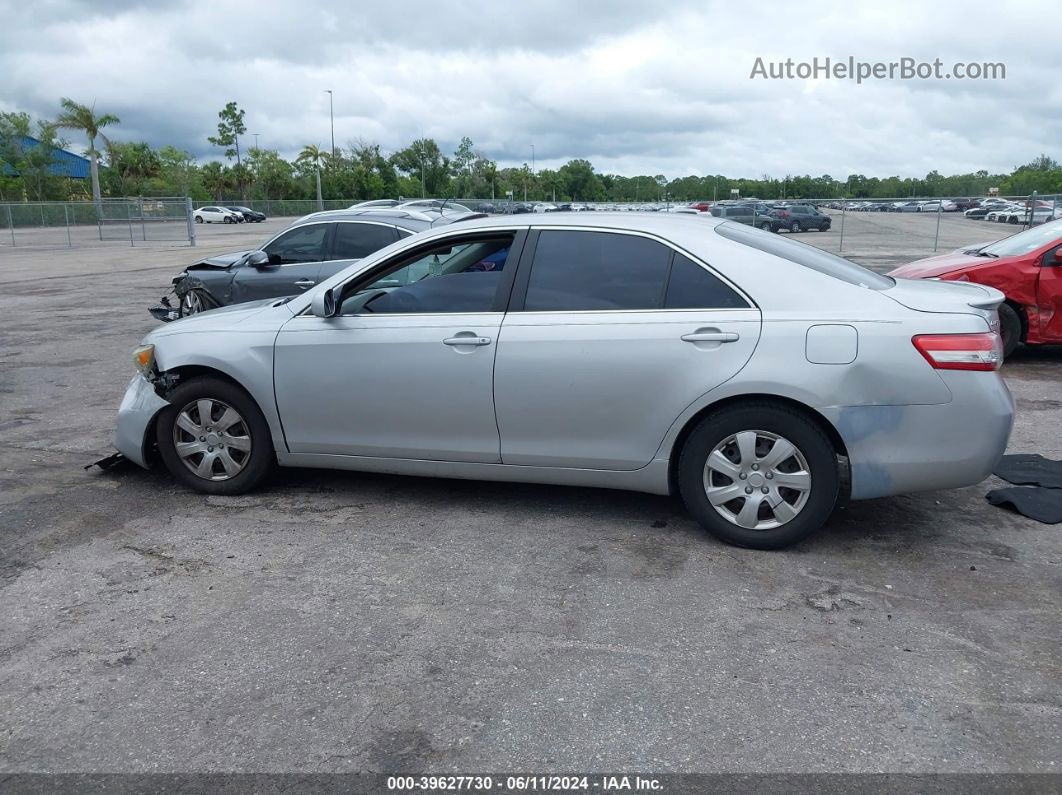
[
  {"x1": 443, "y1": 335, "x2": 492, "y2": 347},
  {"x1": 681, "y1": 331, "x2": 740, "y2": 343}
]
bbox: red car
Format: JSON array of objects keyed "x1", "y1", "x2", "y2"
[{"x1": 889, "y1": 218, "x2": 1062, "y2": 357}]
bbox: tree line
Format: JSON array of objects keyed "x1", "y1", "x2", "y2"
[{"x1": 3, "y1": 99, "x2": 1062, "y2": 204}]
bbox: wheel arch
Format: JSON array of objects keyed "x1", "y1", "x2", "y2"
[
  {"x1": 1002, "y1": 298, "x2": 1028, "y2": 343},
  {"x1": 665, "y1": 393, "x2": 850, "y2": 497}
]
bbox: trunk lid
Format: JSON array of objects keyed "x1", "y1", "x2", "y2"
[{"x1": 885, "y1": 277, "x2": 1005, "y2": 325}]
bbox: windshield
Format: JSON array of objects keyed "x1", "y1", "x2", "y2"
[
  {"x1": 979, "y1": 218, "x2": 1062, "y2": 258},
  {"x1": 714, "y1": 221, "x2": 894, "y2": 290}
]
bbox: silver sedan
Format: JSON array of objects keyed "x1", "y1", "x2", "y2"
[{"x1": 114, "y1": 214, "x2": 1013, "y2": 549}]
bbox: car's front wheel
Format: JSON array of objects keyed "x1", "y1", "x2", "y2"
[
  {"x1": 678, "y1": 403, "x2": 840, "y2": 549},
  {"x1": 790, "y1": 221, "x2": 802, "y2": 233},
  {"x1": 760, "y1": 221, "x2": 773, "y2": 231},
  {"x1": 194, "y1": 216, "x2": 203, "y2": 224},
  {"x1": 156, "y1": 377, "x2": 275, "y2": 495}
]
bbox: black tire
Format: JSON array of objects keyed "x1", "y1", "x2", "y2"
[
  {"x1": 178, "y1": 288, "x2": 216, "y2": 317},
  {"x1": 224, "y1": 216, "x2": 234, "y2": 224},
  {"x1": 998, "y1": 303, "x2": 1022, "y2": 359},
  {"x1": 156, "y1": 377, "x2": 275, "y2": 495},
  {"x1": 194, "y1": 216, "x2": 203, "y2": 224},
  {"x1": 819, "y1": 223, "x2": 830, "y2": 231},
  {"x1": 677, "y1": 403, "x2": 840, "y2": 550},
  {"x1": 790, "y1": 221, "x2": 802, "y2": 233},
  {"x1": 760, "y1": 221, "x2": 772, "y2": 231}
]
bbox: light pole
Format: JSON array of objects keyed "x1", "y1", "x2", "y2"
[
  {"x1": 253, "y1": 133, "x2": 260, "y2": 151},
  {"x1": 324, "y1": 90, "x2": 335, "y2": 157}
]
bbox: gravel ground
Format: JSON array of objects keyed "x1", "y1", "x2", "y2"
[{"x1": 0, "y1": 215, "x2": 1059, "y2": 773}]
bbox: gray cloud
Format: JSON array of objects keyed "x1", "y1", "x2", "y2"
[{"x1": 2, "y1": 0, "x2": 1060, "y2": 179}]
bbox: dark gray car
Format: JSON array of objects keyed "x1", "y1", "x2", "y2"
[{"x1": 150, "y1": 209, "x2": 482, "y2": 320}]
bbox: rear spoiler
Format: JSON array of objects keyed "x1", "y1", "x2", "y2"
[{"x1": 952, "y1": 280, "x2": 1006, "y2": 310}]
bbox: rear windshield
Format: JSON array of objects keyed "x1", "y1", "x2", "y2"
[{"x1": 714, "y1": 221, "x2": 894, "y2": 290}]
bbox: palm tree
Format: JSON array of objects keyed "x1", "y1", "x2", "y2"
[
  {"x1": 55, "y1": 98, "x2": 119, "y2": 208},
  {"x1": 297, "y1": 144, "x2": 326, "y2": 210}
]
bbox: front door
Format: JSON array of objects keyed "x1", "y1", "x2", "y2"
[
  {"x1": 494, "y1": 229, "x2": 761, "y2": 470},
  {"x1": 274, "y1": 232, "x2": 521, "y2": 462},
  {"x1": 1038, "y1": 244, "x2": 1062, "y2": 341},
  {"x1": 232, "y1": 222, "x2": 333, "y2": 302}
]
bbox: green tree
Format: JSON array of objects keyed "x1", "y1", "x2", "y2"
[
  {"x1": 105, "y1": 141, "x2": 161, "y2": 196},
  {"x1": 207, "y1": 102, "x2": 247, "y2": 165},
  {"x1": 391, "y1": 138, "x2": 449, "y2": 196},
  {"x1": 157, "y1": 145, "x2": 198, "y2": 196},
  {"x1": 297, "y1": 144, "x2": 327, "y2": 208},
  {"x1": 55, "y1": 97, "x2": 120, "y2": 206},
  {"x1": 199, "y1": 161, "x2": 231, "y2": 200}
]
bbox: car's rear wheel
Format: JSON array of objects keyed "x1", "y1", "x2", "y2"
[
  {"x1": 678, "y1": 404, "x2": 840, "y2": 549},
  {"x1": 790, "y1": 221, "x2": 802, "y2": 233},
  {"x1": 156, "y1": 377, "x2": 275, "y2": 495},
  {"x1": 999, "y1": 303, "x2": 1022, "y2": 359}
]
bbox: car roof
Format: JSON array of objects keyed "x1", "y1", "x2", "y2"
[{"x1": 287, "y1": 208, "x2": 483, "y2": 232}]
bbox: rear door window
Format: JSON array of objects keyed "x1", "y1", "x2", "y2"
[
  {"x1": 522, "y1": 230, "x2": 671, "y2": 311},
  {"x1": 331, "y1": 222, "x2": 399, "y2": 260}
]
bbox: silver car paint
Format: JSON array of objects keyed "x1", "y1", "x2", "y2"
[{"x1": 114, "y1": 213, "x2": 1012, "y2": 501}]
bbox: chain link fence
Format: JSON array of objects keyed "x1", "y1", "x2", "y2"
[{"x1": 0, "y1": 198, "x2": 195, "y2": 249}]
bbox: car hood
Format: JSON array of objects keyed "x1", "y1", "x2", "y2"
[
  {"x1": 149, "y1": 297, "x2": 292, "y2": 337},
  {"x1": 888, "y1": 251, "x2": 988, "y2": 279},
  {"x1": 189, "y1": 250, "x2": 253, "y2": 269}
]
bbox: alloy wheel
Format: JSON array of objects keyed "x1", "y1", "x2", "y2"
[
  {"x1": 702, "y1": 430, "x2": 811, "y2": 530},
  {"x1": 172, "y1": 398, "x2": 252, "y2": 481},
  {"x1": 181, "y1": 291, "x2": 205, "y2": 315}
]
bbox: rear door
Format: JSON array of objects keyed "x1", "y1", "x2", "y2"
[
  {"x1": 231, "y1": 222, "x2": 333, "y2": 302},
  {"x1": 493, "y1": 228, "x2": 761, "y2": 470}
]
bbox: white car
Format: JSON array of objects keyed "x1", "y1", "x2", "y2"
[
  {"x1": 193, "y1": 206, "x2": 242, "y2": 224},
  {"x1": 986, "y1": 205, "x2": 1022, "y2": 222},
  {"x1": 531, "y1": 203, "x2": 557, "y2": 213}
]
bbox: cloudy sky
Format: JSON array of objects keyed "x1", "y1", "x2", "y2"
[{"x1": 2, "y1": 0, "x2": 1059, "y2": 180}]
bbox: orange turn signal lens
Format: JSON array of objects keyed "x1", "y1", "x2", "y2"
[{"x1": 132, "y1": 344, "x2": 155, "y2": 373}]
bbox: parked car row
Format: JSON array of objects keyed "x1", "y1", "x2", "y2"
[
  {"x1": 192, "y1": 206, "x2": 268, "y2": 224},
  {"x1": 121, "y1": 211, "x2": 1017, "y2": 550}
]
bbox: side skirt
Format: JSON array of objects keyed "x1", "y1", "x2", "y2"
[{"x1": 275, "y1": 452, "x2": 673, "y2": 496}]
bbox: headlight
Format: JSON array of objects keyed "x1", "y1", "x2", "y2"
[{"x1": 133, "y1": 344, "x2": 155, "y2": 374}]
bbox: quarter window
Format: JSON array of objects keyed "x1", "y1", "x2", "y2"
[{"x1": 665, "y1": 254, "x2": 749, "y2": 309}]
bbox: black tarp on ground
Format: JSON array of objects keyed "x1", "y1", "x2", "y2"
[
  {"x1": 992, "y1": 453, "x2": 1062, "y2": 489},
  {"x1": 986, "y1": 487, "x2": 1062, "y2": 524},
  {"x1": 986, "y1": 454, "x2": 1062, "y2": 524}
]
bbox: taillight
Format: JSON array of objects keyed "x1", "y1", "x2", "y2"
[{"x1": 912, "y1": 333, "x2": 1002, "y2": 371}]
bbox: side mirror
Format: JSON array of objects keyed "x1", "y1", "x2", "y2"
[
  {"x1": 246, "y1": 250, "x2": 272, "y2": 269},
  {"x1": 1052, "y1": 250, "x2": 1062, "y2": 265},
  {"x1": 310, "y1": 287, "x2": 339, "y2": 318}
]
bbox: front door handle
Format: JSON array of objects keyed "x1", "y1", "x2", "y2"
[
  {"x1": 443, "y1": 335, "x2": 492, "y2": 347},
  {"x1": 681, "y1": 331, "x2": 740, "y2": 343},
  {"x1": 294, "y1": 279, "x2": 316, "y2": 288}
]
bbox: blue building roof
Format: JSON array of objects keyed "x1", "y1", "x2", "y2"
[{"x1": 2, "y1": 136, "x2": 91, "y2": 179}]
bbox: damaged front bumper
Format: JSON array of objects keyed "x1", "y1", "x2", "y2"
[
  {"x1": 149, "y1": 294, "x2": 181, "y2": 322},
  {"x1": 114, "y1": 374, "x2": 170, "y2": 468}
]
